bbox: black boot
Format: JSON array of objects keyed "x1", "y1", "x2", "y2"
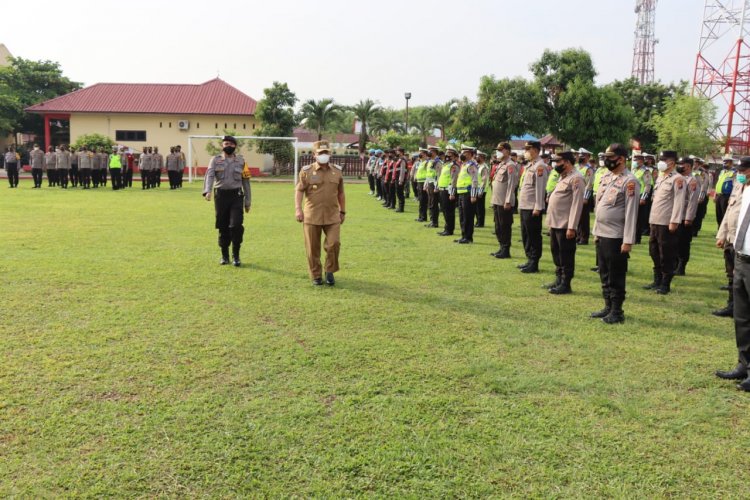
[
  {"x1": 544, "y1": 271, "x2": 562, "y2": 290},
  {"x1": 232, "y1": 244, "x2": 241, "y2": 267},
  {"x1": 602, "y1": 298, "x2": 625, "y2": 324},
  {"x1": 590, "y1": 295, "x2": 612, "y2": 318},
  {"x1": 521, "y1": 261, "x2": 539, "y2": 273},
  {"x1": 220, "y1": 247, "x2": 230, "y2": 265},
  {"x1": 643, "y1": 270, "x2": 662, "y2": 290},
  {"x1": 715, "y1": 363, "x2": 748, "y2": 380},
  {"x1": 675, "y1": 260, "x2": 686, "y2": 276},
  {"x1": 495, "y1": 246, "x2": 510, "y2": 259},
  {"x1": 656, "y1": 274, "x2": 672, "y2": 295},
  {"x1": 549, "y1": 277, "x2": 572, "y2": 294},
  {"x1": 712, "y1": 303, "x2": 734, "y2": 317}
]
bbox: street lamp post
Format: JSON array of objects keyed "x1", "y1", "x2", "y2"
[{"x1": 405, "y1": 92, "x2": 412, "y2": 134}]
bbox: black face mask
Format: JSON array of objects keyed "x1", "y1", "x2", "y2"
[
  {"x1": 676, "y1": 166, "x2": 686, "y2": 174},
  {"x1": 604, "y1": 158, "x2": 619, "y2": 171},
  {"x1": 223, "y1": 146, "x2": 236, "y2": 155},
  {"x1": 554, "y1": 164, "x2": 565, "y2": 174},
  {"x1": 578, "y1": 158, "x2": 585, "y2": 164},
  {"x1": 459, "y1": 154, "x2": 466, "y2": 162}
]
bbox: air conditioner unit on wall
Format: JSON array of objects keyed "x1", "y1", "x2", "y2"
[{"x1": 178, "y1": 120, "x2": 190, "y2": 130}]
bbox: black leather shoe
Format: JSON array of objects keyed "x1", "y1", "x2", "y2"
[
  {"x1": 716, "y1": 364, "x2": 748, "y2": 380},
  {"x1": 712, "y1": 306, "x2": 733, "y2": 317},
  {"x1": 219, "y1": 257, "x2": 229, "y2": 265},
  {"x1": 425, "y1": 223, "x2": 438, "y2": 228},
  {"x1": 232, "y1": 257, "x2": 241, "y2": 267},
  {"x1": 549, "y1": 285, "x2": 571, "y2": 295},
  {"x1": 415, "y1": 218, "x2": 425, "y2": 222},
  {"x1": 495, "y1": 252, "x2": 510, "y2": 259},
  {"x1": 490, "y1": 251, "x2": 499, "y2": 257},
  {"x1": 590, "y1": 266, "x2": 599, "y2": 272},
  {"x1": 520, "y1": 264, "x2": 539, "y2": 273},
  {"x1": 458, "y1": 239, "x2": 473, "y2": 244},
  {"x1": 737, "y1": 378, "x2": 750, "y2": 391},
  {"x1": 517, "y1": 262, "x2": 531, "y2": 269},
  {"x1": 655, "y1": 285, "x2": 671, "y2": 295},
  {"x1": 602, "y1": 312, "x2": 625, "y2": 324},
  {"x1": 312, "y1": 278, "x2": 324, "y2": 286},
  {"x1": 439, "y1": 232, "x2": 453, "y2": 236},
  {"x1": 590, "y1": 308, "x2": 611, "y2": 319},
  {"x1": 325, "y1": 272, "x2": 335, "y2": 286}
]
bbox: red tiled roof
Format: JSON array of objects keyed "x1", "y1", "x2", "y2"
[
  {"x1": 540, "y1": 134, "x2": 562, "y2": 147},
  {"x1": 25, "y1": 78, "x2": 256, "y2": 116}
]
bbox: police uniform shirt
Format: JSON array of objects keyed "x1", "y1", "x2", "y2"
[
  {"x1": 695, "y1": 168, "x2": 710, "y2": 201},
  {"x1": 491, "y1": 159, "x2": 519, "y2": 207},
  {"x1": 153, "y1": 153, "x2": 163, "y2": 170},
  {"x1": 29, "y1": 149, "x2": 44, "y2": 169},
  {"x1": 45, "y1": 151, "x2": 56, "y2": 169},
  {"x1": 682, "y1": 174, "x2": 700, "y2": 222},
  {"x1": 78, "y1": 152, "x2": 93, "y2": 169},
  {"x1": 636, "y1": 166, "x2": 652, "y2": 197},
  {"x1": 296, "y1": 162, "x2": 344, "y2": 225},
  {"x1": 396, "y1": 157, "x2": 408, "y2": 183},
  {"x1": 649, "y1": 171, "x2": 686, "y2": 226},
  {"x1": 203, "y1": 154, "x2": 252, "y2": 208},
  {"x1": 56, "y1": 151, "x2": 70, "y2": 169},
  {"x1": 594, "y1": 170, "x2": 640, "y2": 244},
  {"x1": 735, "y1": 185, "x2": 750, "y2": 256},
  {"x1": 166, "y1": 153, "x2": 181, "y2": 171},
  {"x1": 139, "y1": 153, "x2": 152, "y2": 171},
  {"x1": 4, "y1": 151, "x2": 15, "y2": 164},
  {"x1": 717, "y1": 182, "x2": 746, "y2": 244},
  {"x1": 518, "y1": 158, "x2": 548, "y2": 211},
  {"x1": 91, "y1": 153, "x2": 101, "y2": 170},
  {"x1": 546, "y1": 170, "x2": 584, "y2": 230}
]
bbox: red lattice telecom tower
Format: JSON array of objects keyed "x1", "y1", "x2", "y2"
[
  {"x1": 693, "y1": 0, "x2": 750, "y2": 154},
  {"x1": 632, "y1": 0, "x2": 658, "y2": 84}
]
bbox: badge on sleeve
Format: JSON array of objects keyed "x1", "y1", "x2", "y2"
[
  {"x1": 508, "y1": 165, "x2": 514, "y2": 174},
  {"x1": 690, "y1": 180, "x2": 697, "y2": 192},
  {"x1": 242, "y1": 163, "x2": 252, "y2": 179},
  {"x1": 626, "y1": 181, "x2": 636, "y2": 197},
  {"x1": 536, "y1": 166, "x2": 544, "y2": 177},
  {"x1": 676, "y1": 178, "x2": 684, "y2": 189}
]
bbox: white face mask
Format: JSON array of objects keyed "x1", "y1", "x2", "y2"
[
  {"x1": 496, "y1": 151, "x2": 503, "y2": 159},
  {"x1": 598, "y1": 160, "x2": 605, "y2": 168},
  {"x1": 34, "y1": 146, "x2": 39, "y2": 150},
  {"x1": 317, "y1": 154, "x2": 330, "y2": 164},
  {"x1": 523, "y1": 151, "x2": 532, "y2": 161},
  {"x1": 657, "y1": 161, "x2": 668, "y2": 172}
]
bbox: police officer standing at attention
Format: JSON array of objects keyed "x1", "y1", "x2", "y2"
[
  {"x1": 454, "y1": 145, "x2": 479, "y2": 244},
  {"x1": 591, "y1": 144, "x2": 639, "y2": 324},
  {"x1": 29, "y1": 144, "x2": 45, "y2": 189},
  {"x1": 425, "y1": 145, "x2": 442, "y2": 228},
  {"x1": 295, "y1": 140, "x2": 346, "y2": 286},
  {"x1": 716, "y1": 156, "x2": 750, "y2": 391},
  {"x1": 203, "y1": 136, "x2": 252, "y2": 267},
  {"x1": 490, "y1": 142, "x2": 518, "y2": 259},
  {"x1": 166, "y1": 147, "x2": 181, "y2": 189},
  {"x1": 518, "y1": 140, "x2": 548, "y2": 273},
  {"x1": 437, "y1": 146, "x2": 459, "y2": 237},
  {"x1": 632, "y1": 152, "x2": 652, "y2": 244},
  {"x1": 56, "y1": 145, "x2": 70, "y2": 188},
  {"x1": 646, "y1": 151, "x2": 685, "y2": 295},
  {"x1": 545, "y1": 151, "x2": 584, "y2": 294},
  {"x1": 675, "y1": 157, "x2": 700, "y2": 276},
  {"x1": 475, "y1": 151, "x2": 490, "y2": 228},
  {"x1": 715, "y1": 154, "x2": 736, "y2": 226},
  {"x1": 45, "y1": 146, "x2": 57, "y2": 187}
]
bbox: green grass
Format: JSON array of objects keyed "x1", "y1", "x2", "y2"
[{"x1": 0, "y1": 180, "x2": 745, "y2": 497}]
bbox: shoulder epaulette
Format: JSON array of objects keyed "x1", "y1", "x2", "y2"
[
  {"x1": 332, "y1": 164, "x2": 343, "y2": 171},
  {"x1": 302, "y1": 164, "x2": 312, "y2": 171}
]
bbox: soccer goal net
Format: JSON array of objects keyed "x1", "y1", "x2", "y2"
[{"x1": 186, "y1": 135, "x2": 299, "y2": 182}]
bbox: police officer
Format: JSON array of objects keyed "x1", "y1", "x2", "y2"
[
  {"x1": 475, "y1": 151, "x2": 489, "y2": 228},
  {"x1": 425, "y1": 145, "x2": 441, "y2": 227},
  {"x1": 576, "y1": 148, "x2": 595, "y2": 245},
  {"x1": 716, "y1": 156, "x2": 750, "y2": 391},
  {"x1": 545, "y1": 151, "x2": 584, "y2": 294},
  {"x1": 176, "y1": 145, "x2": 186, "y2": 188},
  {"x1": 78, "y1": 146, "x2": 93, "y2": 189},
  {"x1": 98, "y1": 147, "x2": 109, "y2": 187},
  {"x1": 4, "y1": 147, "x2": 18, "y2": 188},
  {"x1": 152, "y1": 146, "x2": 163, "y2": 188},
  {"x1": 56, "y1": 145, "x2": 71, "y2": 188},
  {"x1": 295, "y1": 140, "x2": 345, "y2": 285},
  {"x1": 591, "y1": 144, "x2": 639, "y2": 324},
  {"x1": 675, "y1": 157, "x2": 700, "y2": 276},
  {"x1": 632, "y1": 152, "x2": 653, "y2": 244},
  {"x1": 715, "y1": 154, "x2": 736, "y2": 226},
  {"x1": 646, "y1": 151, "x2": 685, "y2": 294},
  {"x1": 490, "y1": 142, "x2": 518, "y2": 259},
  {"x1": 691, "y1": 156, "x2": 710, "y2": 236},
  {"x1": 109, "y1": 147, "x2": 123, "y2": 190},
  {"x1": 45, "y1": 146, "x2": 57, "y2": 187},
  {"x1": 139, "y1": 147, "x2": 152, "y2": 189},
  {"x1": 714, "y1": 158, "x2": 750, "y2": 317},
  {"x1": 121, "y1": 148, "x2": 133, "y2": 188},
  {"x1": 414, "y1": 148, "x2": 429, "y2": 221},
  {"x1": 166, "y1": 147, "x2": 181, "y2": 189},
  {"x1": 366, "y1": 148, "x2": 377, "y2": 195},
  {"x1": 69, "y1": 147, "x2": 79, "y2": 187},
  {"x1": 437, "y1": 146, "x2": 459, "y2": 236},
  {"x1": 394, "y1": 146, "x2": 407, "y2": 212},
  {"x1": 454, "y1": 145, "x2": 479, "y2": 244},
  {"x1": 91, "y1": 146, "x2": 101, "y2": 188},
  {"x1": 518, "y1": 140, "x2": 548, "y2": 273},
  {"x1": 29, "y1": 144, "x2": 45, "y2": 188},
  {"x1": 203, "y1": 136, "x2": 252, "y2": 267}
]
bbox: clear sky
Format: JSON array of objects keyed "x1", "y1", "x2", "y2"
[{"x1": 3, "y1": 0, "x2": 707, "y2": 109}]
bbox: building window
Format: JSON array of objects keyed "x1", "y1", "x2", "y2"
[
  {"x1": 252, "y1": 123, "x2": 256, "y2": 130},
  {"x1": 224, "y1": 123, "x2": 227, "y2": 129},
  {"x1": 243, "y1": 123, "x2": 246, "y2": 129},
  {"x1": 197, "y1": 122, "x2": 200, "y2": 129},
  {"x1": 215, "y1": 123, "x2": 218, "y2": 129},
  {"x1": 159, "y1": 122, "x2": 162, "y2": 128},
  {"x1": 169, "y1": 122, "x2": 172, "y2": 128},
  {"x1": 233, "y1": 123, "x2": 237, "y2": 129},
  {"x1": 115, "y1": 130, "x2": 147, "y2": 141}
]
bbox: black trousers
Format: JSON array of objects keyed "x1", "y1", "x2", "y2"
[
  {"x1": 458, "y1": 193, "x2": 475, "y2": 241},
  {"x1": 367, "y1": 173, "x2": 375, "y2": 192},
  {"x1": 48, "y1": 169, "x2": 57, "y2": 186},
  {"x1": 426, "y1": 184, "x2": 439, "y2": 225},
  {"x1": 110, "y1": 168, "x2": 122, "y2": 190},
  {"x1": 70, "y1": 165, "x2": 78, "y2": 186},
  {"x1": 141, "y1": 170, "x2": 149, "y2": 189},
  {"x1": 411, "y1": 180, "x2": 418, "y2": 198},
  {"x1": 395, "y1": 182, "x2": 405, "y2": 209},
  {"x1": 493, "y1": 204, "x2": 513, "y2": 249},
  {"x1": 80, "y1": 168, "x2": 91, "y2": 188},
  {"x1": 58, "y1": 169, "x2": 69, "y2": 187},
  {"x1": 550, "y1": 228, "x2": 577, "y2": 283},
  {"x1": 168, "y1": 170, "x2": 177, "y2": 188},
  {"x1": 716, "y1": 195, "x2": 730, "y2": 226},
  {"x1": 475, "y1": 192, "x2": 486, "y2": 226},
  {"x1": 577, "y1": 201, "x2": 591, "y2": 243},
  {"x1": 214, "y1": 188, "x2": 245, "y2": 251},
  {"x1": 417, "y1": 182, "x2": 427, "y2": 219},
  {"x1": 677, "y1": 223, "x2": 694, "y2": 268},
  {"x1": 439, "y1": 189, "x2": 456, "y2": 234},
  {"x1": 31, "y1": 168, "x2": 43, "y2": 187},
  {"x1": 123, "y1": 168, "x2": 132, "y2": 187},
  {"x1": 693, "y1": 198, "x2": 708, "y2": 236},
  {"x1": 520, "y1": 209, "x2": 543, "y2": 263},
  {"x1": 649, "y1": 224, "x2": 678, "y2": 278},
  {"x1": 154, "y1": 169, "x2": 161, "y2": 187},
  {"x1": 6, "y1": 163, "x2": 18, "y2": 187},
  {"x1": 598, "y1": 237, "x2": 628, "y2": 303},
  {"x1": 100, "y1": 168, "x2": 107, "y2": 185},
  {"x1": 92, "y1": 169, "x2": 100, "y2": 187},
  {"x1": 636, "y1": 198, "x2": 651, "y2": 241},
  {"x1": 733, "y1": 255, "x2": 750, "y2": 367},
  {"x1": 375, "y1": 177, "x2": 383, "y2": 198},
  {"x1": 725, "y1": 244, "x2": 736, "y2": 305}
]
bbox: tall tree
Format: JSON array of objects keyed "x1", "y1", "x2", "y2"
[
  {"x1": 349, "y1": 99, "x2": 381, "y2": 153},
  {"x1": 0, "y1": 57, "x2": 81, "y2": 141},
  {"x1": 649, "y1": 94, "x2": 718, "y2": 157},
  {"x1": 554, "y1": 77, "x2": 635, "y2": 153},
  {"x1": 430, "y1": 100, "x2": 457, "y2": 140},
  {"x1": 299, "y1": 98, "x2": 342, "y2": 140},
  {"x1": 409, "y1": 108, "x2": 436, "y2": 148},
  {"x1": 606, "y1": 77, "x2": 687, "y2": 152},
  {"x1": 254, "y1": 81, "x2": 298, "y2": 165},
  {"x1": 370, "y1": 108, "x2": 405, "y2": 135},
  {"x1": 530, "y1": 48, "x2": 597, "y2": 121}
]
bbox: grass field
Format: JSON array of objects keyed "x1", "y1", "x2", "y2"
[{"x1": 0, "y1": 179, "x2": 747, "y2": 497}]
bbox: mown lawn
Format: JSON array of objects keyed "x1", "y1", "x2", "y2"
[{"x1": 0, "y1": 180, "x2": 746, "y2": 497}]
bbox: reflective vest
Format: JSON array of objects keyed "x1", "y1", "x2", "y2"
[
  {"x1": 424, "y1": 159, "x2": 436, "y2": 181},
  {"x1": 415, "y1": 160, "x2": 427, "y2": 181},
  {"x1": 593, "y1": 167, "x2": 607, "y2": 193},
  {"x1": 109, "y1": 154, "x2": 122, "y2": 169},
  {"x1": 438, "y1": 162, "x2": 454, "y2": 188},
  {"x1": 546, "y1": 169, "x2": 560, "y2": 193},
  {"x1": 634, "y1": 167, "x2": 647, "y2": 191},
  {"x1": 716, "y1": 168, "x2": 735, "y2": 195},
  {"x1": 456, "y1": 163, "x2": 473, "y2": 194}
]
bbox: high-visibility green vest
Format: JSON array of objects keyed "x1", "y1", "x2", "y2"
[
  {"x1": 593, "y1": 167, "x2": 607, "y2": 193},
  {"x1": 415, "y1": 160, "x2": 427, "y2": 181},
  {"x1": 546, "y1": 169, "x2": 559, "y2": 193},
  {"x1": 424, "y1": 159, "x2": 436, "y2": 181},
  {"x1": 109, "y1": 154, "x2": 122, "y2": 169},
  {"x1": 634, "y1": 167, "x2": 647, "y2": 190},
  {"x1": 438, "y1": 161, "x2": 453, "y2": 188},
  {"x1": 716, "y1": 168, "x2": 735, "y2": 195},
  {"x1": 456, "y1": 163, "x2": 472, "y2": 194}
]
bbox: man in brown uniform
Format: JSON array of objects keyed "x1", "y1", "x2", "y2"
[
  {"x1": 646, "y1": 150, "x2": 685, "y2": 294},
  {"x1": 591, "y1": 144, "x2": 639, "y2": 324},
  {"x1": 545, "y1": 151, "x2": 584, "y2": 294},
  {"x1": 29, "y1": 144, "x2": 45, "y2": 188},
  {"x1": 490, "y1": 142, "x2": 518, "y2": 259},
  {"x1": 295, "y1": 140, "x2": 346, "y2": 286},
  {"x1": 518, "y1": 141, "x2": 548, "y2": 273},
  {"x1": 675, "y1": 157, "x2": 700, "y2": 276}
]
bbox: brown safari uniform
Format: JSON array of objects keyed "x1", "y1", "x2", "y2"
[{"x1": 297, "y1": 160, "x2": 345, "y2": 279}]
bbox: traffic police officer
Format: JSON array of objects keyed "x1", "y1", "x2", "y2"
[
  {"x1": 454, "y1": 145, "x2": 479, "y2": 244},
  {"x1": 632, "y1": 152, "x2": 653, "y2": 244},
  {"x1": 591, "y1": 144, "x2": 639, "y2": 324},
  {"x1": 490, "y1": 142, "x2": 518, "y2": 259},
  {"x1": 715, "y1": 154, "x2": 736, "y2": 226},
  {"x1": 425, "y1": 145, "x2": 441, "y2": 227},
  {"x1": 203, "y1": 136, "x2": 252, "y2": 267},
  {"x1": 646, "y1": 150, "x2": 685, "y2": 294},
  {"x1": 518, "y1": 140, "x2": 548, "y2": 273},
  {"x1": 295, "y1": 140, "x2": 345, "y2": 285},
  {"x1": 415, "y1": 148, "x2": 429, "y2": 221},
  {"x1": 545, "y1": 151, "x2": 584, "y2": 294},
  {"x1": 437, "y1": 146, "x2": 459, "y2": 236}
]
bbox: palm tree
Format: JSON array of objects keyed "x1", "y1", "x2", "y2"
[
  {"x1": 430, "y1": 100, "x2": 458, "y2": 140},
  {"x1": 370, "y1": 109, "x2": 405, "y2": 136},
  {"x1": 349, "y1": 99, "x2": 381, "y2": 153},
  {"x1": 410, "y1": 108, "x2": 436, "y2": 148},
  {"x1": 299, "y1": 98, "x2": 342, "y2": 140}
]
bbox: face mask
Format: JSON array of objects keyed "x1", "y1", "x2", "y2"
[
  {"x1": 222, "y1": 146, "x2": 235, "y2": 155},
  {"x1": 578, "y1": 158, "x2": 585, "y2": 165},
  {"x1": 459, "y1": 154, "x2": 466, "y2": 162},
  {"x1": 738, "y1": 173, "x2": 748, "y2": 184},
  {"x1": 598, "y1": 159, "x2": 605, "y2": 167},
  {"x1": 523, "y1": 151, "x2": 532, "y2": 161},
  {"x1": 317, "y1": 154, "x2": 330, "y2": 164},
  {"x1": 34, "y1": 146, "x2": 39, "y2": 150},
  {"x1": 495, "y1": 151, "x2": 503, "y2": 159},
  {"x1": 676, "y1": 165, "x2": 686, "y2": 174},
  {"x1": 553, "y1": 163, "x2": 565, "y2": 174},
  {"x1": 631, "y1": 161, "x2": 638, "y2": 169},
  {"x1": 604, "y1": 158, "x2": 619, "y2": 171},
  {"x1": 657, "y1": 161, "x2": 668, "y2": 172}
]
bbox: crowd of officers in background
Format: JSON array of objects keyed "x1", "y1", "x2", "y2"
[
  {"x1": 365, "y1": 141, "x2": 739, "y2": 325},
  {"x1": 2, "y1": 144, "x2": 187, "y2": 191}
]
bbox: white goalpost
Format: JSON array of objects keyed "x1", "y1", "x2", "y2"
[{"x1": 186, "y1": 135, "x2": 299, "y2": 183}]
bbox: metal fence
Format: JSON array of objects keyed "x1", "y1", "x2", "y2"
[{"x1": 274, "y1": 155, "x2": 367, "y2": 177}]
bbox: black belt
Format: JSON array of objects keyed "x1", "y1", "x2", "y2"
[
  {"x1": 738, "y1": 253, "x2": 750, "y2": 263},
  {"x1": 215, "y1": 188, "x2": 243, "y2": 195}
]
